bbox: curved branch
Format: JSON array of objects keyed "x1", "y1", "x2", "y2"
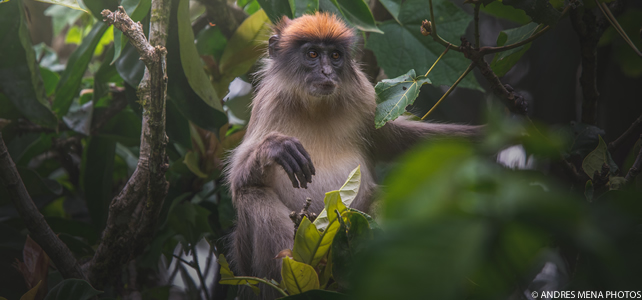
[{"x1": 0, "y1": 133, "x2": 86, "y2": 281}]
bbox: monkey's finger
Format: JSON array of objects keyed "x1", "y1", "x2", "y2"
[
  {"x1": 294, "y1": 142, "x2": 316, "y2": 176},
  {"x1": 282, "y1": 151, "x2": 308, "y2": 189},
  {"x1": 286, "y1": 143, "x2": 313, "y2": 183},
  {"x1": 275, "y1": 156, "x2": 300, "y2": 188}
]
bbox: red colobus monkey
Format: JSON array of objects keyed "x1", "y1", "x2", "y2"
[{"x1": 226, "y1": 12, "x2": 480, "y2": 298}]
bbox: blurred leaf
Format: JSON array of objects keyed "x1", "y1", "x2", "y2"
[
  {"x1": 43, "y1": 5, "x2": 86, "y2": 37},
  {"x1": 314, "y1": 165, "x2": 361, "y2": 230},
  {"x1": 166, "y1": 99, "x2": 192, "y2": 148},
  {"x1": 0, "y1": 0, "x2": 58, "y2": 128},
  {"x1": 490, "y1": 22, "x2": 538, "y2": 78},
  {"x1": 36, "y1": 0, "x2": 88, "y2": 13},
  {"x1": 40, "y1": 67, "x2": 60, "y2": 97},
  {"x1": 374, "y1": 69, "x2": 431, "y2": 128},
  {"x1": 83, "y1": 0, "x2": 118, "y2": 20},
  {"x1": 480, "y1": 1, "x2": 530, "y2": 25},
  {"x1": 196, "y1": 26, "x2": 228, "y2": 61},
  {"x1": 218, "y1": 254, "x2": 262, "y2": 288},
  {"x1": 257, "y1": 0, "x2": 293, "y2": 23},
  {"x1": 0, "y1": 166, "x2": 63, "y2": 199},
  {"x1": 177, "y1": 0, "x2": 223, "y2": 112},
  {"x1": 7, "y1": 133, "x2": 53, "y2": 166},
  {"x1": 62, "y1": 101, "x2": 93, "y2": 135},
  {"x1": 582, "y1": 135, "x2": 616, "y2": 179},
  {"x1": 140, "y1": 286, "x2": 171, "y2": 300},
  {"x1": 19, "y1": 280, "x2": 42, "y2": 300},
  {"x1": 367, "y1": 0, "x2": 481, "y2": 91},
  {"x1": 378, "y1": 0, "x2": 402, "y2": 23},
  {"x1": 293, "y1": 192, "x2": 346, "y2": 267},
  {"x1": 81, "y1": 136, "x2": 116, "y2": 231},
  {"x1": 566, "y1": 122, "x2": 605, "y2": 158},
  {"x1": 332, "y1": 211, "x2": 372, "y2": 289},
  {"x1": 53, "y1": 22, "x2": 110, "y2": 117},
  {"x1": 281, "y1": 257, "x2": 320, "y2": 295},
  {"x1": 98, "y1": 108, "x2": 142, "y2": 146},
  {"x1": 15, "y1": 236, "x2": 49, "y2": 299},
  {"x1": 94, "y1": 46, "x2": 119, "y2": 102},
  {"x1": 327, "y1": 0, "x2": 382, "y2": 34},
  {"x1": 502, "y1": 0, "x2": 561, "y2": 26},
  {"x1": 58, "y1": 233, "x2": 94, "y2": 257},
  {"x1": 115, "y1": 43, "x2": 146, "y2": 87},
  {"x1": 184, "y1": 151, "x2": 208, "y2": 178},
  {"x1": 598, "y1": 9, "x2": 642, "y2": 77},
  {"x1": 293, "y1": 0, "x2": 319, "y2": 17},
  {"x1": 244, "y1": 0, "x2": 262, "y2": 15},
  {"x1": 219, "y1": 9, "x2": 271, "y2": 81},
  {"x1": 65, "y1": 26, "x2": 83, "y2": 45},
  {"x1": 225, "y1": 78, "x2": 253, "y2": 123},
  {"x1": 279, "y1": 290, "x2": 349, "y2": 300},
  {"x1": 43, "y1": 279, "x2": 102, "y2": 300},
  {"x1": 46, "y1": 217, "x2": 99, "y2": 245},
  {"x1": 168, "y1": 202, "x2": 214, "y2": 247}
]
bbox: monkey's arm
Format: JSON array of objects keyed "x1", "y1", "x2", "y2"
[
  {"x1": 373, "y1": 117, "x2": 483, "y2": 162},
  {"x1": 228, "y1": 132, "x2": 316, "y2": 190}
]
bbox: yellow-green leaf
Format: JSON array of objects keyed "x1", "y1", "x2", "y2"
[
  {"x1": 35, "y1": 0, "x2": 88, "y2": 13},
  {"x1": 313, "y1": 165, "x2": 360, "y2": 231},
  {"x1": 219, "y1": 9, "x2": 271, "y2": 78},
  {"x1": 582, "y1": 136, "x2": 618, "y2": 179},
  {"x1": 281, "y1": 257, "x2": 320, "y2": 295},
  {"x1": 20, "y1": 281, "x2": 42, "y2": 300},
  {"x1": 293, "y1": 191, "x2": 347, "y2": 266}
]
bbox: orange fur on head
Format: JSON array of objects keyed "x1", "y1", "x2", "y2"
[{"x1": 274, "y1": 12, "x2": 355, "y2": 48}]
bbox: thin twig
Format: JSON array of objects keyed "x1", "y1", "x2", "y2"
[
  {"x1": 474, "y1": 2, "x2": 481, "y2": 49},
  {"x1": 0, "y1": 133, "x2": 87, "y2": 281},
  {"x1": 191, "y1": 244, "x2": 211, "y2": 300},
  {"x1": 425, "y1": 45, "x2": 450, "y2": 77},
  {"x1": 625, "y1": 136, "x2": 642, "y2": 183},
  {"x1": 422, "y1": 63, "x2": 475, "y2": 120},
  {"x1": 425, "y1": 0, "x2": 462, "y2": 52},
  {"x1": 609, "y1": 114, "x2": 642, "y2": 151},
  {"x1": 596, "y1": 0, "x2": 642, "y2": 58}
]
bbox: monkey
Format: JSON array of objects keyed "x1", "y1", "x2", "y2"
[{"x1": 225, "y1": 12, "x2": 481, "y2": 299}]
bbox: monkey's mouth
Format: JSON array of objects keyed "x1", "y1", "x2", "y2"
[{"x1": 312, "y1": 81, "x2": 336, "y2": 95}]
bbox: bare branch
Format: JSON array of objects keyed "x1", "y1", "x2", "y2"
[
  {"x1": 625, "y1": 135, "x2": 642, "y2": 183},
  {"x1": 609, "y1": 114, "x2": 642, "y2": 151},
  {"x1": 89, "y1": 1, "x2": 171, "y2": 287},
  {"x1": 0, "y1": 132, "x2": 86, "y2": 281}
]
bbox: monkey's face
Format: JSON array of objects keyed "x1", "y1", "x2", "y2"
[{"x1": 298, "y1": 42, "x2": 345, "y2": 97}]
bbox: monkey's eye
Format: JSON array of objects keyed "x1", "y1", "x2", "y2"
[
  {"x1": 331, "y1": 51, "x2": 340, "y2": 59},
  {"x1": 308, "y1": 51, "x2": 318, "y2": 58}
]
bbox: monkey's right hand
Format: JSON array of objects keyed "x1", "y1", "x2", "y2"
[{"x1": 261, "y1": 133, "x2": 316, "y2": 189}]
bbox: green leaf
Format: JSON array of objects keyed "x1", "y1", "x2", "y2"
[
  {"x1": 332, "y1": 211, "x2": 372, "y2": 289},
  {"x1": 97, "y1": 108, "x2": 142, "y2": 146},
  {"x1": 480, "y1": 1, "x2": 531, "y2": 25},
  {"x1": 81, "y1": 136, "x2": 116, "y2": 231},
  {"x1": 218, "y1": 254, "x2": 262, "y2": 292},
  {"x1": 219, "y1": 9, "x2": 271, "y2": 81},
  {"x1": 177, "y1": 0, "x2": 223, "y2": 112},
  {"x1": 502, "y1": 0, "x2": 561, "y2": 26},
  {"x1": 93, "y1": 46, "x2": 120, "y2": 103},
  {"x1": 168, "y1": 202, "x2": 214, "y2": 247},
  {"x1": 582, "y1": 135, "x2": 617, "y2": 179},
  {"x1": 257, "y1": 0, "x2": 293, "y2": 23},
  {"x1": 367, "y1": 0, "x2": 481, "y2": 92},
  {"x1": 314, "y1": 165, "x2": 361, "y2": 230},
  {"x1": 196, "y1": 26, "x2": 228, "y2": 61},
  {"x1": 327, "y1": 0, "x2": 382, "y2": 34},
  {"x1": 184, "y1": 151, "x2": 208, "y2": 178},
  {"x1": 0, "y1": 166, "x2": 63, "y2": 200},
  {"x1": 566, "y1": 122, "x2": 605, "y2": 158},
  {"x1": 111, "y1": 0, "x2": 152, "y2": 64},
  {"x1": 83, "y1": 0, "x2": 119, "y2": 20},
  {"x1": 293, "y1": 0, "x2": 319, "y2": 17},
  {"x1": 115, "y1": 43, "x2": 146, "y2": 87},
  {"x1": 374, "y1": 69, "x2": 431, "y2": 128},
  {"x1": 40, "y1": 67, "x2": 60, "y2": 97},
  {"x1": 490, "y1": 22, "x2": 538, "y2": 78},
  {"x1": 43, "y1": 279, "x2": 102, "y2": 300},
  {"x1": 293, "y1": 192, "x2": 346, "y2": 266},
  {"x1": 0, "y1": 0, "x2": 58, "y2": 128},
  {"x1": 20, "y1": 280, "x2": 42, "y2": 300},
  {"x1": 36, "y1": 0, "x2": 89, "y2": 13},
  {"x1": 167, "y1": 0, "x2": 228, "y2": 132},
  {"x1": 598, "y1": 9, "x2": 642, "y2": 77},
  {"x1": 378, "y1": 0, "x2": 402, "y2": 23},
  {"x1": 53, "y1": 21, "x2": 110, "y2": 117},
  {"x1": 281, "y1": 257, "x2": 320, "y2": 295}
]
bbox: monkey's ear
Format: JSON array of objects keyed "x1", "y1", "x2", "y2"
[{"x1": 268, "y1": 35, "x2": 279, "y2": 58}]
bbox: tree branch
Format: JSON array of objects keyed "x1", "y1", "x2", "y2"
[
  {"x1": 609, "y1": 114, "x2": 642, "y2": 151},
  {"x1": 625, "y1": 135, "x2": 642, "y2": 183},
  {"x1": 0, "y1": 132, "x2": 86, "y2": 281},
  {"x1": 89, "y1": 3, "x2": 170, "y2": 287},
  {"x1": 570, "y1": 7, "x2": 600, "y2": 125}
]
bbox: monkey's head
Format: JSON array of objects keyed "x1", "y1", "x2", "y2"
[{"x1": 267, "y1": 12, "x2": 357, "y2": 98}]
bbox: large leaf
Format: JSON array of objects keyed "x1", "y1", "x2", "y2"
[
  {"x1": 81, "y1": 136, "x2": 116, "y2": 231},
  {"x1": 490, "y1": 22, "x2": 538, "y2": 78},
  {"x1": 35, "y1": 0, "x2": 88, "y2": 13},
  {"x1": 374, "y1": 69, "x2": 431, "y2": 128},
  {"x1": 111, "y1": 0, "x2": 152, "y2": 64},
  {"x1": 168, "y1": 202, "x2": 214, "y2": 247},
  {"x1": 218, "y1": 254, "x2": 261, "y2": 286},
  {"x1": 0, "y1": 0, "x2": 58, "y2": 128},
  {"x1": 177, "y1": 0, "x2": 223, "y2": 111},
  {"x1": 83, "y1": 0, "x2": 119, "y2": 20},
  {"x1": 378, "y1": 0, "x2": 402, "y2": 23},
  {"x1": 502, "y1": 0, "x2": 561, "y2": 26},
  {"x1": 167, "y1": 0, "x2": 228, "y2": 132},
  {"x1": 293, "y1": 192, "x2": 346, "y2": 267},
  {"x1": 43, "y1": 279, "x2": 102, "y2": 300},
  {"x1": 328, "y1": 0, "x2": 382, "y2": 34},
  {"x1": 314, "y1": 165, "x2": 361, "y2": 230},
  {"x1": 219, "y1": 9, "x2": 271, "y2": 82},
  {"x1": 281, "y1": 257, "x2": 320, "y2": 295},
  {"x1": 582, "y1": 135, "x2": 618, "y2": 179},
  {"x1": 53, "y1": 22, "x2": 110, "y2": 117},
  {"x1": 293, "y1": 0, "x2": 319, "y2": 17},
  {"x1": 0, "y1": 166, "x2": 63, "y2": 200},
  {"x1": 257, "y1": 0, "x2": 293, "y2": 23},
  {"x1": 367, "y1": 0, "x2": 481, "y2": 92}
]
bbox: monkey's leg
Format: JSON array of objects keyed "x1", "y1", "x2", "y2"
[{"x1": 231, "y1": 187, "x2": 293, "y2": 299}]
